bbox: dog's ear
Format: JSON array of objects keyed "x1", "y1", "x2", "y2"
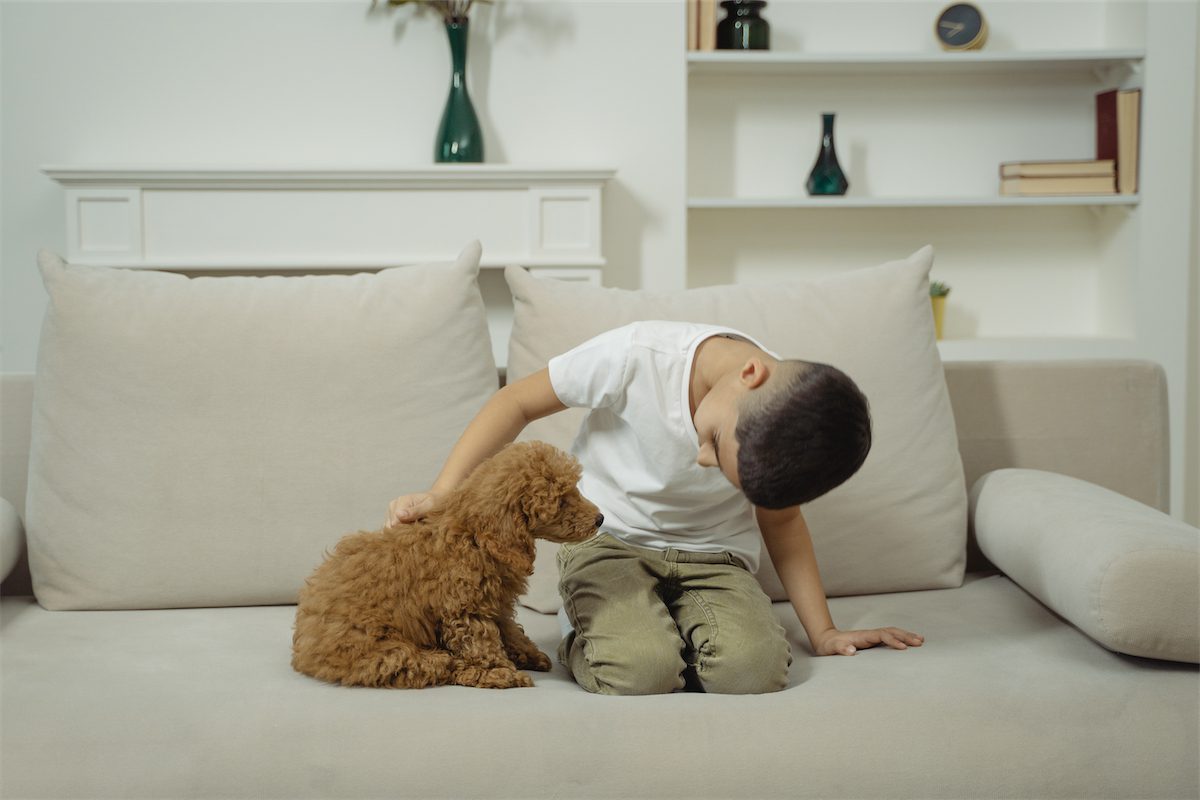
[
  {"x1": 468, "y1": 441, "x2": 579, "y2": 576},
  {"x1": 476, "y1": 510, "x2": 536, "y2": 577},
  {"x1": 516, "y1": 442, "x2": 582, "y2": 525},
  {"x1": 518, "y1": 481, "x2": 557, "y2": 526}
]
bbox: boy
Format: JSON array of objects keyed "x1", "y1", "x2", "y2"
[{"x1": 389, "y1": 321, "x2": 923, "y2": 695}]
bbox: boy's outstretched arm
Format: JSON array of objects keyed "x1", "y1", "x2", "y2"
[
  {"x1": 756, "y1": 505, "x2": 924, "y2": 656},
  {"x1": 388, "y1": 368, "x2": 567, "y2": 524}
]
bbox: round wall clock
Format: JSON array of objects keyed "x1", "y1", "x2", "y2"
[{"x1": 935, "y1": 3, "x2": 988, "y2": 51}]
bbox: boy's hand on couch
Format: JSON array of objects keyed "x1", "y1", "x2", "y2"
[
  {"x1": 387, "y1": 492, "x2": 439, "y2": 526},
  {"x1": 814, "y1": 627, "x2": 924, "y2": 656}
]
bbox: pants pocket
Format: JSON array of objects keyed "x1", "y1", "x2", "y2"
[{"x1": 557, "y1": 531, "x2": 611, "y2": 572}]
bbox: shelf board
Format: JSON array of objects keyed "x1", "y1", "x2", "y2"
[
  {"x1": 937, "y1": 337, "x2": 1141, "y2": 362},
  {"x1": 688, "y1": 195, "x2": 1138, "y2": 209},
  {"x1": 687, "y1": 49, "x2": 1145, "y2": 76}
]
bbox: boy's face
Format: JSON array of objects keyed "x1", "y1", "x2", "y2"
[{"x1": 694, "y1": 380, "x2": 742, "y2": 490}]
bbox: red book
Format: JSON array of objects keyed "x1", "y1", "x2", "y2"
[
  {"x1": 1096, "y1": 89, "x2": 1119, "y2": 163},
  {"x1": 1096, "y1": 88, "x2": 1141, "y2": 194}
]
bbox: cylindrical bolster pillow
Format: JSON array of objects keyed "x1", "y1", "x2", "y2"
[{"x1": 971, "y1": 468, "x2": 1199, "y2": 663}]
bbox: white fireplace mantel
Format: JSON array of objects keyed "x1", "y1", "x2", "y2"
[{"x1": 42, "y1": 165, "x2": 616, "y2": 280}]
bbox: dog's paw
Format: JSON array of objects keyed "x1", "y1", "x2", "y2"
[
  {"x1": 518, "y1": 650, "x2": 552, "y2": 672},
  {"x1": 485, "y1": 667, "x2": 534, "y2": 689},
  {"x1": 454, "y1": 665, "x2": 534, "y2": 689}
]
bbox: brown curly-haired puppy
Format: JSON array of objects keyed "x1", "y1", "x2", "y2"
[{"x1": 292, "y1": 441, "x2": 601, "y2": 689}]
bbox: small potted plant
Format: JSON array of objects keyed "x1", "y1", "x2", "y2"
[{"x1": 930, "y1": 280, "x2": 951, "y2": 340}]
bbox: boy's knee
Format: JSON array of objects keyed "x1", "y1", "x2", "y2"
[
  {"x1": 565, "y1": 632, "x2": 686, "y2": 696},
  {"x1": 697, "y1": 633, "x2": 791, "y2": 695},
  {"x1": 594, "y1": 656, "x2": 685, "y2": 696}
]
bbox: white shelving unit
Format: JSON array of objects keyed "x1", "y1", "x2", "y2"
[{"x1": 683, "y1": 3, "x2": 1196, "y2": 516}]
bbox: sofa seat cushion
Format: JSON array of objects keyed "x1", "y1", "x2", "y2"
[
  {"x1": 3, "y1": 576, "x2": 1196, "y2": 800},
  {"x1": 26, "y1": 244, "x2": 495, "y2": 610},
  {"x1": 506, "y1": 248, "x2": 967, "y2": 611}
]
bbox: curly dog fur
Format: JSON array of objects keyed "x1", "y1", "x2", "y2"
[{"x1": 292, "y1": 441, "x2": 601, "y2": 689}]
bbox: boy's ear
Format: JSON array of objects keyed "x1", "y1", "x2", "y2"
[{"x1": 740, "y1": 358, "x2": 770, "y2": 389}]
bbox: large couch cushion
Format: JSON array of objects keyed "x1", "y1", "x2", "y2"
[
  {"x1": 26, "y1": 244, "x2": 495, "y2": 610},
  {"x1": 2, "y1": 576, "x2": 1196, "y2": 799},
  {"x1": 946, "y1": 360, "x2": 1170, "y2": 513},
  {"x1": 507, "y1": 248, "x2": 967, "y2": 612}
]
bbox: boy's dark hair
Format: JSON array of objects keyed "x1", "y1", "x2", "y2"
[{"x1": 735, "y1": 361, "x2": 872, "y2": 509}]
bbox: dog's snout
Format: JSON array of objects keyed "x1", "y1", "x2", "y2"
[{"x1": 594, "y1": 513, "x2": 604, "y2": 529}]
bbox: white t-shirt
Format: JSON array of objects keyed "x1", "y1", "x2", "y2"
[{"x1": 547, "y1": 321, "x2": 777, "y2": 572}]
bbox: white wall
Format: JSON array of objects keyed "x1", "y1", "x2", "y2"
[{"x1": 0, "y1": 0, "x2": 686, "y2": 375}]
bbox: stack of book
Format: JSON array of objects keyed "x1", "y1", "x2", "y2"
[
  {"x1": 1000, "y1": 87, "x2": 1140, "y2": 197},
  {"x1": 1000, "y1": 159, "x2": 1115, "y2": 196}
]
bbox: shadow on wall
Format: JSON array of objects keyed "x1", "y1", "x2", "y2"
[{"x1": 0, "y1": 376, "x2": 34, "y2": 597}]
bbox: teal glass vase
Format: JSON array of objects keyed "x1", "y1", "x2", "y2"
[
  {"x1": 435, "y1": 20, "x2": 484, "y2": 163},
  {"x1": 806, "y1": 113, "x2": 849, "y2": 196}
]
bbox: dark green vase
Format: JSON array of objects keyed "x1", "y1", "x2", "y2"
[
  {"x1": 435, "y1": 20, "x2": 483, "y2": 163},
  {"x1": 806, "y1": 113, "x2": 848, "y2": 196},
  {"x1": 716, "y1": 0, "x2": 770, "y2": 50}
]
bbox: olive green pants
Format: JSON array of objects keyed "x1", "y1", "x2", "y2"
[{"x1": 556, "y1": 533, "x2": 792, "y2": 695}]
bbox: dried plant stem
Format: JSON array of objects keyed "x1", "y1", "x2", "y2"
[
  {"x1": 375, "y1": 0, "x2": 493, "y2": 25},
  {"x1": 430, "y1": 0, "x2": 473, "y2": 23}
]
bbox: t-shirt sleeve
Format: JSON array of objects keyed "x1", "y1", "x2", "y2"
[{"x1": 547, "y1": 324, "x2": 635, "y2": 409}]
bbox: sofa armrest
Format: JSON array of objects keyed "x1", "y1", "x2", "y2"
[
  {"x1": 970, "y1": 469, "x2": 1199, "y2": 663},
  {"x1": 1, "y1": 497, "x2": 25, "y2": 583}
]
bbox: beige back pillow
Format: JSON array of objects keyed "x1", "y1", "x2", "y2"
[
  {"x1": 27, "y1": 243, "x2": 496, "y2": 610},
  {"x1": 506, "y1": 247, "x2": 967, "y2": 612}
]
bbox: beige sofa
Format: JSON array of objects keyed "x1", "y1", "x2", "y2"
[{"x1": 2, "y1": 244, "x2": 1197, "y2": 799}]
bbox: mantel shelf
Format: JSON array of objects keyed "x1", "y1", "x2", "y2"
[
  {"x1": 687, "y1": 48, "x2": 1145, "y2": 76},
  {"x1": 42, "y1": 165, "x2": 617, "y2": 190},
  {"x1": 689, "y1": 195, "x2": 1139, "y2": 209},
  {"x1": 42, "y1": 164, "x2": 616, "y2": 275}
]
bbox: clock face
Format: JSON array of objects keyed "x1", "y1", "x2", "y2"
[{"x1": 936, "y1": 3, "x2": 985, "y2": 49}]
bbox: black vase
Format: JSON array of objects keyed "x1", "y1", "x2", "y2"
[
  {"x1": 716, "y1": 0, "x2": 770, "y2": 50},
  {"x1": 806, "y1": 113, "x2": 849, "y2": 196}
]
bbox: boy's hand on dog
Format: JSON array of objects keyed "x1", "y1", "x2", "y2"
[{"x1": 388, "y1": 491, "x2": 439, "y2": 526}]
